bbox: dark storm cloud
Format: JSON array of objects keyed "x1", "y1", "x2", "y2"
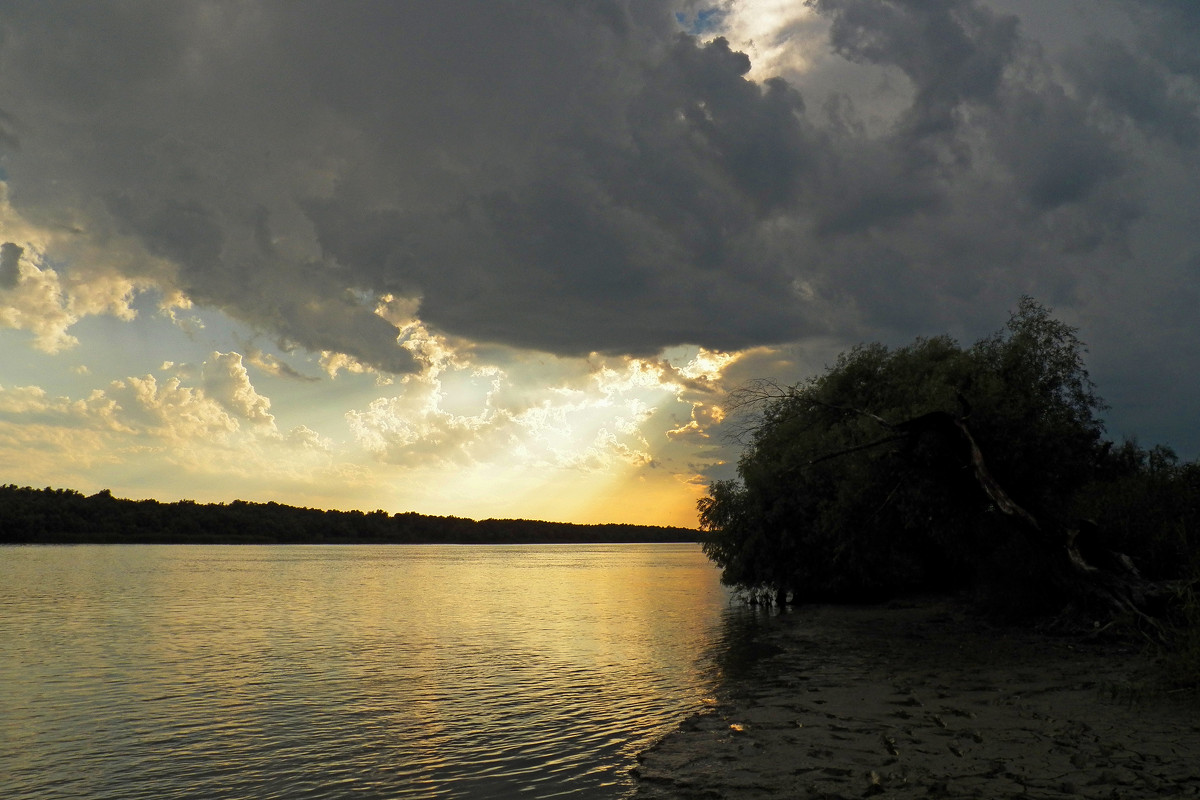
[
  {"x1": 0, "y1": 0, "x2": 1197, "y2": 401},
  {"x1": 1069, "y1": 38, "x2": 1200, "y2": 148},
  {"x1": 0, "y1": 242, "x2": 22, "y2": 288},
  {"x1": 1132, "y1": 0, "x2": 1200, "y2": 79},
  {"x1": 4, "y1": 0, "x2": 823, "y2": 362},
  {"x1": 0, "y1": 107, "x2": 19, "y2": 152},
  {"x1": 302, "y1": 30, "x2": 822, "y2": 355},
  {"x1": 813, "y1": 0, "x2": 1019, "y2": 139}
]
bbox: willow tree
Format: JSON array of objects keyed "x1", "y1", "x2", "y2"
[{"x1": 700, "y1": 297, "x2": 1124, "y2": 615}]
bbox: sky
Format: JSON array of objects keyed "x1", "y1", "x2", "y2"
[{"x1": 0, "y1": 0, "x2": 1197, "y2": 528}]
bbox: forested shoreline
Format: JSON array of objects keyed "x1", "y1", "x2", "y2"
[{"x1": 0, "y1": 484, "x2": 698, "y2": 545}]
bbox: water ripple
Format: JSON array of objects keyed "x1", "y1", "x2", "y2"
[{"x1": 1, "y1": 544, "x2": 757, "y2": 799}]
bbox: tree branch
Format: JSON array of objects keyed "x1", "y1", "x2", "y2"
[{"x1": 808, "y1": 433, "x2": 909, "y2": 465}]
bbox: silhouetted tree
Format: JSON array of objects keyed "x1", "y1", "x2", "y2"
[{"x1": 701, "y1": 297, "x2": 1191, "y2": 626}]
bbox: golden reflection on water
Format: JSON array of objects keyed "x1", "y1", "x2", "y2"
[{"x1": 1, "y1": 543, "x2": 746, "y2": 800}]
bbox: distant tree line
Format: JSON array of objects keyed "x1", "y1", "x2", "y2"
[{"x1": 0, "y1": 486, "x2": 698, "y2": 545}]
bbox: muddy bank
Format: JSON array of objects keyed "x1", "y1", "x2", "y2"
[{"x1": 634, "y1": 601, "x2": 1200, "y2": 798}]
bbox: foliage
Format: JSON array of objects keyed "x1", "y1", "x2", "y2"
[
  {"x1": 699, "y1": 297, "x2": 1196, "y2": 611},
  {"x1": 967, "y1": 297, "x2": 1108, "y2": 528},
  {"x1": 1074, "y1": 445, "x2": 1200, "y2": 580},
  {"x1": 1069, "y1": 446, "x2": 1200, "y2": 685}
]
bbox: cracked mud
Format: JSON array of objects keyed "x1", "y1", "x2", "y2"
[{"x1": 634, "y1": 602, "x2": 1200, "y2": 799}]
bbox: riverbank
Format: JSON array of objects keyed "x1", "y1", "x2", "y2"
[{"x1": 633, "y1": 601, "x2": 1200, "y2": 798}]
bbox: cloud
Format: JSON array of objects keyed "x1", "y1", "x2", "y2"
[
  {"x1": 0, "y1": 1, "x2": 1198, "y2": 457},
  {"x1": 201, "y1": 351, "x2": 275, "y2": 426},
  {"x1": 343, "y1": 350, "x2": 718, "y2": 472},
  {"x1": 0, "y1": 360, "x2": 343, "y2": 499},
  {"x1": 0, "y1": 351, "x2": 278, "y2": 443},
  {"x1": 0, "y1": 2, "x2": 824, "y2": 364},
  {"x1": 715, "y1": 1, "x2": 827, "y2": 80},
  {"x1": 241, "y1": 345, "x2": 317, "y2": 382},
  {"x1": 814, "y1": 0, "x2": 1019, "y2": 138},
  {"x1": 0, "y1": 184, "x2": 154, "y2": 350},
  {"x1": 0, "y1": 384, "x2": 57, "y2": 415},
  {"x1": 1069, "y1": 37, "x2": 1200, "y2": 148},
  {"x1": 0, "y1": 245, "x2": 88, "y2": 352},
  {"x1": 102, "y1": 374, "x2": 240, "y2": 442},
  {"x1": 0, "y1": 242, "x2": 21, "y2": 288}
]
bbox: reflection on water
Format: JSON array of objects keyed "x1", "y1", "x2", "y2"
[
  {"x1": 0, "y1": 544, "x2": 758, "y2": 799},
  {"x1": 704, "y1": 604, "x2": 785, "y2": 686}
]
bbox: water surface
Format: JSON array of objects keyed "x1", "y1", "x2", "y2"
[{"x1": 0, "y1": 544, "x2": 756, "y2": 799}]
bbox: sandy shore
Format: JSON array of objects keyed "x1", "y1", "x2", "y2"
[{"x1": 634, "y1": 601, "x2": 1200, "y2": 799}]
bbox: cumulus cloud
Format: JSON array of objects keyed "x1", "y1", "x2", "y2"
[
  {"x1": 343, "y1": 351, "x2": 716, "y2": 472},
  {"x1": 0, "y1": 361, "x2": 341, "y2": 499},
  {"x1": 240, "y1": 346, "x2": 317, "y2": 382},
  {"x1": 286, "y1": 424, "x2": 330, "y2": 452},
  {"x1": 103, "y1": 374, "x2": 240, "y2": 442},
  {"x1": 0, "y1": 384, "x2": 56, "y2": 415},
  {"x1": 0, "y1": 351, "x2": 280, "y2": 444},
  {"x1": 200, "y1": 351, "x2": 275, "y2": 426},
  {"x1": 0, "y1": 246, "x2": 89, "y2": 352},
  {"x1": 0, "y1": 185, "x2": 153, "y2": 350}
]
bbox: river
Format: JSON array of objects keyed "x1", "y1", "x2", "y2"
[{"x1": 0, "y1": 543, "x2": 760, "y2": 799}]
